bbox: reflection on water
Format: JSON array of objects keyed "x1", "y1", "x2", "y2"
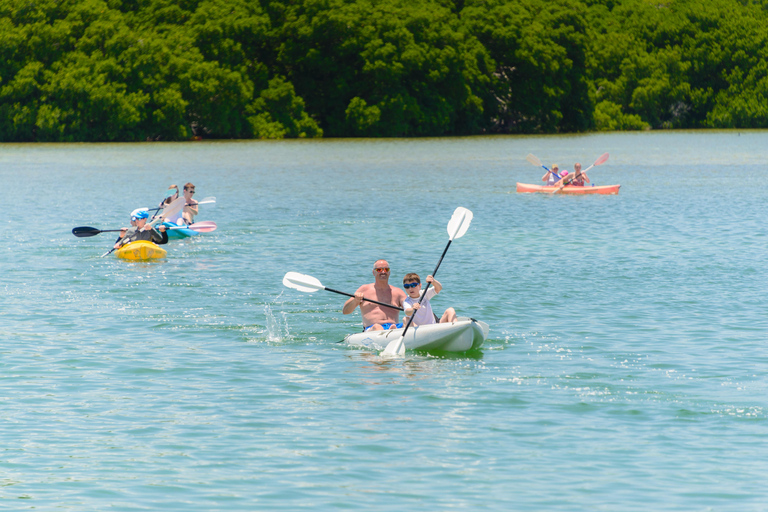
[{"x1": 347, "y1": 350, "x2": 485, "y2": 379}]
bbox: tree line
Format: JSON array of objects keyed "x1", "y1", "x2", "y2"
[{"x1": 1, "y1": 0, "x2": 767, "y2": 141}]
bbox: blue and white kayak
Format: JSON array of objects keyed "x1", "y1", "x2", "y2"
[
  {"x1": 162, "y1": 220, "x2": 200, "y2": 239},
  {"x1": 343, "y1": 317, "x2": 489, "y2": 353}
]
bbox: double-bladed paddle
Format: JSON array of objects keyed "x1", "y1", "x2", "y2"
[
  {"x1": 73, "y1": 221, "x2": 218, "y2": 238},
  {"x1": 381, "y1": 206, "x2": 474, "y2": 357},
  {"x1": 551, "y1": 153, "x2": 609, "y2": 194},
  {"x1": 282, "y1": 272, "x2": 404, "y2": 311},
  {"x1": 526, "y1": 153, "x2": 561, "y2": 180}
]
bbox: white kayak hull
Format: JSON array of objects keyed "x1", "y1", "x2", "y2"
[{"x1": 344, "y1": 317, "x2": 489, "y2": 353}]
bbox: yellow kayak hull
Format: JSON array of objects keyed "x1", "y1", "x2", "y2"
[{"x1": 115, "y1": 241, "x2": 167, "y2": 261}]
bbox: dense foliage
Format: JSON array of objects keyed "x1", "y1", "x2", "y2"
[{"x1": 1, "y1": 0, "x2": 767, "y2": 140}]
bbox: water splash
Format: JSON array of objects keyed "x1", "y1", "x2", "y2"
[{"x1": 264, "y1": 293, "x2": 291, "y2": 342}]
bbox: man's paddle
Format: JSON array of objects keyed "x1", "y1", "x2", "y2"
[
  {"x1": 73, "y1": 221, "x2": 217, "y2": 238},
  {"x1": 526, "y1": 153, "x2": 561, "y2": 180},
  {"x1": 195, "y1": 197, "x2": 216, "y2": 207},
  {"x1": 282, "y1": 272, "x2": 404, "y2": 311},
  {"x1": 551, "y1": 153, "x2": 609, "y2": 194},
  {"x1": 381, "y1": 207, "x2": 473, "y2": 357}
]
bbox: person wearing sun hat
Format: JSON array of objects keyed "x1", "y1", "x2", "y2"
[
  {"x1": 542, "y1": 164, "x2": 563, "y2": 185},
  {"x1": 113, "y1": 209, "x2": 168, "y2": 249}
]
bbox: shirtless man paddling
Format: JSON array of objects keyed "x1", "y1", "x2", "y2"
[{"x1": 342, "y1": 259, "x2": 407, "y2": 331}]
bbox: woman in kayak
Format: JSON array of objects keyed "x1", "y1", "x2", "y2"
[
  {"x1": 402, "y1": 273, "x2": 457, "y2": 326},
  {"x1": 114, "y1": 210, "x2": 168, "y2": 249},
  {"x1": 568, "y1": 163, "x2": 590, "y2": 186}
]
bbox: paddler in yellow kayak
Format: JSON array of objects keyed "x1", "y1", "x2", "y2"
[{"x1": 114, "y1": 209, "x2": 168, "y2": 249}]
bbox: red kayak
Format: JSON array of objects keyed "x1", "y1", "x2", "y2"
[{"x1": 516, "y1": 183, "x2": 621, "y2": 195}]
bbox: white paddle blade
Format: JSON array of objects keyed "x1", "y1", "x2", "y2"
[
  {"x1": 381, "y1": 336, "x2": 406, "y2": 357},
  {"x1": 283, "y1": 272, "x2": 325, "y2": 293},
  {"x1": 148, "y1": 197, "x2": 186, "y2": 228},
  {"x1": 197, "y1": 197, "x2": 216, "y2": 207},
  {"x1": 526, "y1": 153, "x2": 542, "y2": 167},
  {"x1": 447, "y1": 207, "x2": 473, "y2": 240}
]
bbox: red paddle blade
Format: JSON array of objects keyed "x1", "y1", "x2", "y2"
[
  {"x1": 594, "y1": 152, "x2": 609, "y2": 166},
  {"x1": 188, "y1": 221, "x2": 217, "y2": 232}
]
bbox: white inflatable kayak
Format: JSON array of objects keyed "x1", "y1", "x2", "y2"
[{"x1": 343, "y1": 317, "x2": 489, "y2": 353}]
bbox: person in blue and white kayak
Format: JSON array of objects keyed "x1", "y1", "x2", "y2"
[
  {"x1": 181, "y1": 182, "x2": 198, "y2": 225},
  {"x1": 114, "y1": 209, "x2": 168, "y2": 249},
  {"x1": 402, "y1": 273, "x2": 457, "y2": 326},
  {"x1": 343, "y1": 259, "x2": 406, "y2": 331}
]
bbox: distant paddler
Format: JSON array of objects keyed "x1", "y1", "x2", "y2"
[
  {"x1": 182, "y1": 182, "x2": 198, "y2": 225},
  {"x1": 542, "y1": 163, "x2": 563, "y2": 185},
  {"x1": 568, "y1": 163, "x2": 590, "y2": 186}
]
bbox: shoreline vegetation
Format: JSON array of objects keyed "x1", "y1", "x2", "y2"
[{"x1": 2, "y1": 0, "x2": 768, "y2": 142}]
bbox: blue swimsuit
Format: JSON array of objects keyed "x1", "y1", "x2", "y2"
[{"x1": 364, "y1": 322, "x2": 403, "y2": 332}]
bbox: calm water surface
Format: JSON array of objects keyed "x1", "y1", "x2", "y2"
[{"x1": 1, "y1": 131, "x2": 767, "y2": 511}]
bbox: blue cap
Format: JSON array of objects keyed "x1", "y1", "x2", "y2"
[{"x1": 131, "y1": 210, "x2": 149, "y2": 220}]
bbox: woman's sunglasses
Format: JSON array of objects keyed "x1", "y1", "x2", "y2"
[{"x1": 403, "y1": 282, "x2": 420, "y2": 289}]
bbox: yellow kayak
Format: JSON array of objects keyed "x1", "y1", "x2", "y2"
[{"x1": 115, "y1": 240, "x2": 167, "y2": 261}]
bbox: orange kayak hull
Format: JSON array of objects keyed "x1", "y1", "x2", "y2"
[{"x1": 516, "y1": 183, "x2": 621, "y2": 195}]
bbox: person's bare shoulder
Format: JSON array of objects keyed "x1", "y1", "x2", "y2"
[{"x1": 357, "y1": 283, "x2": 375, "y2": 294}]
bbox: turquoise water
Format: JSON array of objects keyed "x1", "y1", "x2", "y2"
[{"x1": 1, "y1": 132, "x2": 767, "y2": 510}]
